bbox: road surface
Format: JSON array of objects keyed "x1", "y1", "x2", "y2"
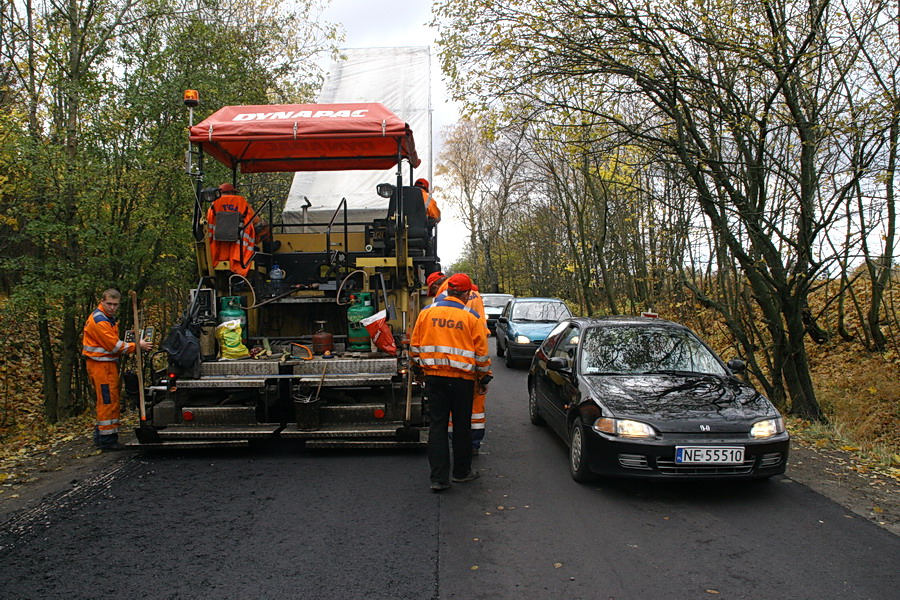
[{"x1": 1, "y1": 339, "x2": 897, "y2": 599}]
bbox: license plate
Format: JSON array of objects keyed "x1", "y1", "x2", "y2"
[{"x1": 675, "y1": 446, "x2": 744, "y2": 464}]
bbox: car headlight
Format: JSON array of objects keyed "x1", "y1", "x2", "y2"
[
  {"x1": 750, "y1": 417, "x2": 785, "y2": 439},
  {"x1": 514, "y1": 335, "x2": 531, "y2": 344},
  {"x1": 592, "y1": 417, "x2": 657, "y2": 439}
]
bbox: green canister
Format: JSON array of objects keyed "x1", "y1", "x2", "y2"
[
  {"x1": 219, "y1": 296, "x2": 248, "y2": 343},
  {"x1": 347, "y1": 292, "x2": 375, "y2": 350}
]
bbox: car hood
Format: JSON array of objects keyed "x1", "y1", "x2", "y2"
[
  {"x1": 484, "y1": 307, "x2": 504, "y2": 317},
  {"x1": 508, "y1": 321, "x2": 559, "y2": 341},
  {"x1": 582, "y1": 373, "x2": 779, "y2": 432}
]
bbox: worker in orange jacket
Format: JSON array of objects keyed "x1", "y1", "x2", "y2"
[
  {"x1": 207, "y1": 182, "x2": 258, "y2": 277},
  {"x1": 411, "y1": 273, "x2": 491, "y2": 491},
  {"x1": 414, "y1": 178, "x2": 441, "y2": 223},
  {"x1": 82, "y1": 289, "x2": 152, "y2": 451}
]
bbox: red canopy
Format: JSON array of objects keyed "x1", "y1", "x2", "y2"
[{"x1": 189, "y1": 102, "x2": 420, "y2": 173}]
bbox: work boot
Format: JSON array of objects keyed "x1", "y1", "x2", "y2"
[
  {"x1": 452, "y1": 470, "x2": 480, "y2": 483},
  {"x1": 430, "y1": 481, "x2": 451, "y2": 492}
]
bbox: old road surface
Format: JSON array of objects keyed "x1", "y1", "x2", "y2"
[{"x1": 1, "y1": 339, "x2": 898, "y2": 599}]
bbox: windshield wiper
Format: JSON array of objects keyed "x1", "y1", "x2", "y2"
[{"x1": 639, "y1": 369, "x2": 700, "y2": 376}]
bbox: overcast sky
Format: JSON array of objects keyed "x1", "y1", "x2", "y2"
[{"x1": 320, "y1": 0, "x2": 466, "y2": 268}]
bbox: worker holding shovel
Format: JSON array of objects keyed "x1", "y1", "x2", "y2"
[{"x1": 82, "y1": 289, "x2": 153, "y2": 451}]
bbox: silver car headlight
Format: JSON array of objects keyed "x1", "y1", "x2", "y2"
[
  {"x1": 514, "y1": 334, "x2": 531, "y2": 344},
  {"x1": 750, "y1": 417, "x2": 785, "y2": 439},
  {"x1": 593, "y1": 417, "x2": 657, "y2": 439}
]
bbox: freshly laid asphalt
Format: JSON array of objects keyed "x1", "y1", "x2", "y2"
[{"x1": 1, "y1": 338, "x2": 897, "y2": 599}]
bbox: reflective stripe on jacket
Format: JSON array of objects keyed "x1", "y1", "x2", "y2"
[
  {"x1": 82, "y1": 305, "x2": 135, "y2": 362},
  {"x1": 410, "y1": 297, "x2": 491, "y2": 381}
]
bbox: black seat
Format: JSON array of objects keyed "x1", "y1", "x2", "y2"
[{"x1": 399, "y1": 186, "x2": 429, "y2": 251}]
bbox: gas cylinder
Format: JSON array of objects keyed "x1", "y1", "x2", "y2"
[
  {"x1": 312, "y1": 320, "x2": 334, "y2": 354},
  {"x1": 219, "y1": 296, "x2": 248, "y2": 343},
  {"x1": 347, "y1": 292, "x2": 376, "y2": 351}
]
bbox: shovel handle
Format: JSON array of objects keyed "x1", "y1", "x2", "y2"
[{"x1": 130, "y1": 291, "x2": 147, "y2": 421}]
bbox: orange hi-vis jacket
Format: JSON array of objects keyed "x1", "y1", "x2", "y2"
[
  {"x1": 410, "y1": 296, "x2": 491, "y2": 382},
  {"x1": 82, "y1": 304, "x2": 136, "y2": 362},
  {"x1": 207, "y1": 193, "x2": 257, "y2": 277},
  {"x1": 422, "y1": 190, "x2": 441, "y2": 222}
]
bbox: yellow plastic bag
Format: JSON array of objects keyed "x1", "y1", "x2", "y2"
[{"x1": 216, "y1": 319, "x2": 250, "y2": 360}]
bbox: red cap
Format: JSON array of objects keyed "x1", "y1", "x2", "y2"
[
  {"x1": 220, "y1": 183, "x2": 236, "y2": 193},
  {"x1": 426, "y1": 272, "x2": 444, "y2": 287},
  {"x1": 414, "y1": 178, "x2": 429, "y2": 191},
  {"x1": 447, "y1": 273, "x2": 473, "y2": 292},
  {"x1": 471, "y1": 284, "x2": 479, "y2": 292}
]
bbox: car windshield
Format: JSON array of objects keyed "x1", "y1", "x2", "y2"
[
  {"x1": 483, "y1": 295, "x2": 513, "y2": 308},
  {"x1": 579, "y1": 326, "x2": 727, "y2": 376},
  {"x1": 511, "y1": 301, "x2": 571, "y2": 322}
]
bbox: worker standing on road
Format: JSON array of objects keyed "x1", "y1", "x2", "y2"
[
  {"x1": 410, "y1": 273, "x2": 491, "y2": 491},
  {"x1": 207, "y1": 182, "x2": 258, "y2": 277},
  {"x1": 82, "y1": 289, "x2": 152, "y2": 451}
]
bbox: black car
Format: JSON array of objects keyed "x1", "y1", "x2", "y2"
[{"x1": 528, "y1": 316, "x2": 789, "y2": 482}]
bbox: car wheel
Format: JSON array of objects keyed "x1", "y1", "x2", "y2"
[
  {"x1": 496, "y1": 338, "x2": 505, "y2": 357},
  {"x1": 505, "y1": 352, "x2": 518, "y2": 369},
  {"x1": 528, "y1": 381, "x2": 545, "y2": 425},
  {"x1": 569, "y1": 417, "x2": 595, "y2": 483}
]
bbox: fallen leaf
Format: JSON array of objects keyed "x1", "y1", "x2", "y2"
[
  {"x1": 706, "y1": 590, "x2": 720, "y2": 595},
  {"x1": 470, "y1": 565, "x2": 479, "y2": 571},
  {"x1": 554, "y1": 562, "x2": 563, "y2": 569}
]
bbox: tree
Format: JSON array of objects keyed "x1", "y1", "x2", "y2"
[{"x1": 434, "y1": 0, "x2": 899, "y2": 419}]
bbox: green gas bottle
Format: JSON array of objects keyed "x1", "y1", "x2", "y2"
[
  {"x1": 219, "y1": 296, "x2": 248, "y2": 343},
  {"x1": 347, "y1": 292, "x2": 376, "y2": 351}
]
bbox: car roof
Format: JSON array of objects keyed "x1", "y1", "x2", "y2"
[
  {"x1": 481, "y1": 293, "x2": 513, "y2": 297},
  {"x1": 564, "y1": 315, "x2": 689, "y2": 330},
  {"x1": 510, "y1": 297, "x2": 566, "y2": 303}
]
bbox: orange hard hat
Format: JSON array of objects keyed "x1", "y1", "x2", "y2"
[
  {"x1": 426, "y1": 272, "x2": 444, "y2": 287},
  {"x1": 220, "y1": 182, "x2": 236, "y2": 193},
  {"x1": 414, "y1": 178, "x2": 429, "y2": 191},
  {"x1": 447, "y1": 273, "x2": 473, "y2": 292}
]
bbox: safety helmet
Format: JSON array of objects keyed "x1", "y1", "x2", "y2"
[
  {"x1": 426, "y1": 272, "x2": 445, "y2": 288},
  {"x1": 219, "y1": 182, "x2": 237, "y2": 193},
  {"x1": 414, "y1": 178, "x2": 429, "y2": 191}
]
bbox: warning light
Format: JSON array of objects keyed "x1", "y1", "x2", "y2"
[
  {"x1": 183, "y1": 89, "x2": 199, "y2": 107},
  {"x1": 373, "y1": 408, "x2": 386, "y2": 419},
  {"x1": 182, "y1": 409, "x2": 194, "y2": 422}
]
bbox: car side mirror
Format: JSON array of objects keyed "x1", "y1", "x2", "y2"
[
  {"x1": 727, "y1": 359, "x2": 746, "y2": 374},
  {"x1": 547, "y1": 356, "x2": 571, "y2": 374},
  {"x1": 498, "y1": 317, "x2": 508, "y2": 324}
]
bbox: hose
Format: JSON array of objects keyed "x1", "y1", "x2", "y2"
[{"x1": 336, "y1": 269, "x2": 370, "y2": 306}]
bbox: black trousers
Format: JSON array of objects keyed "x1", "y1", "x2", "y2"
[{"x1": 425, "y1": 375, "x2": 475, "y2": 484}]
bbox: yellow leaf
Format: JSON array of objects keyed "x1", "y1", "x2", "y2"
[
  {"x1": 840, "y1": 445, "x2": 859, "y2": 452},
  {"x1": 554, "y1": 562, "x2": 563, "y2": 569},
  {"x1": 470, "y1": 565, "x2": 479, "y2": 571},
  {"x1": 706, "y1": 590, "x2": 721, "y2": 595},
  {"x1": 873, "y1": 506, "x2": 884, "y2": 514}
]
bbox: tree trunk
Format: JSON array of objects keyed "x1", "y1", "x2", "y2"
[{"x1": 38, "y1": 312, "x2": 59, "y2": 422}]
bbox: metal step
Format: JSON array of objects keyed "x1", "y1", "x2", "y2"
[
  {"x1": 305, "y1": 439, "x2": 426, "y2": 449},
  {"x1": 157, "y1": 425, "x2": 280, "y2": 439}
]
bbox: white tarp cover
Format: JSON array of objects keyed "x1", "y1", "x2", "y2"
[{"x1": 283, "y1": 47, "x2": 432, "y2": 225}]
